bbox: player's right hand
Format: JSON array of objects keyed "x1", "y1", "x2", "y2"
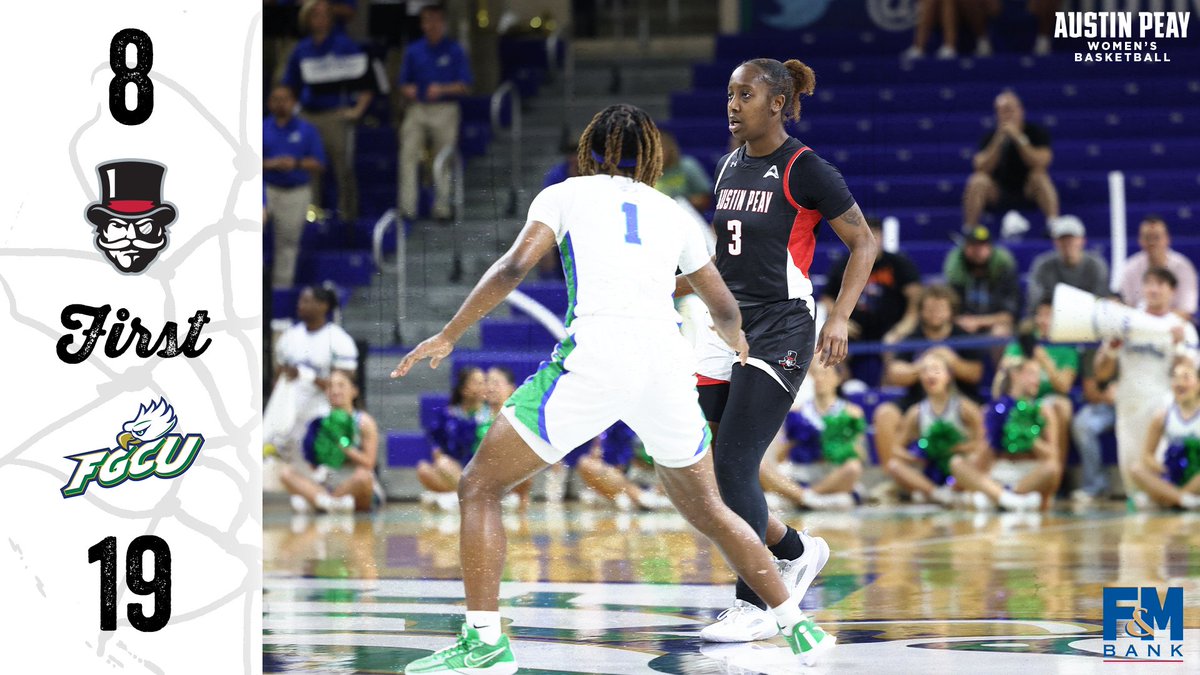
[
  {"x1": 729, "y1": 330, "x2": 749, "y2": 366},
  {"x1": 391, "y1": 333, "x2": 455, "y2": 378}
]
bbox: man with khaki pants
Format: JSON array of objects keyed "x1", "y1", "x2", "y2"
[
  {"x1": 398, "y1": 4, "x2": 472, "y2": 221},
  {"x1": 265, "y1": 84, "x2": 326, "y2": 288}
]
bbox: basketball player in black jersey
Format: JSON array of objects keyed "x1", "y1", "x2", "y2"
[{"x1": 680, "y1": 58, "x2": 876, "y2": 643}]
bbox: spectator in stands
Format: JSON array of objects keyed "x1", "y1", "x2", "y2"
[
  {"x1": 872, "y1": 284, "x2": 988, "y2": 469},
  {"x1": 951, "y1": 357, "x2": 1060, "y2": 511},
  {"x1": 1093, "y1": 267, "x2": 1200, "y2": 500},
  {"x1": 542, "y1": 140, "x2": 579, "y2": 189},
  {"x1": 821, "y1": 218, "x2": 921, "y2": 345},
  {"x1": 265, "y1": 84, "x2": 326, "y2": 289},
  {"x1": 903, "y1": 0, "x2": 999, "y2": 60},
  {"x1": 759, "y1": 362, "x2": 867, "y2": 510},
  {"x1": 398, "y1": 3, "x2": 473, "y2": 222},
  {"x1": 1000, "y1": 296, "x2": 1076, "y2": 472},
  {"x1": 883, "y1": 352, "x2": 985, "y2": 506},
  {"x1": 281, "y1": 369, "x2": 384, "y2": 513},
  {"x1": 1128, "y1": 361, "x2": 1200, "y2": 511},
  {"x1": 942, "y1": 225, "x2": 1019, "y2": 341},
  {"x1": 656, "y1": 131, "x2": 714, "y2": 213},
  {"x1": 1029, "y1": 0, "x2": 1063, "y2": 56},
  {"x1": 265, "y1": 285, "x2": 360, "y2": 461},
  {"x1": 963, "y1": 90, "x2": 1058, "y2": 231},
  {"x1": 417, "y1": 367, "x2": 488, "y2": 510},
  {"x1": 282, "y1": 0, "x2": 374, "y2": 221},
  {"x1": 1026, "y1": 215, "x2": 1110, "y2": 311},
  {"x1": 1119, "y1": 215, "x2": 1198, "y2": 321},
  {"x1": 1070, "y1": 348, "x2": 1115, "y2": 504}
]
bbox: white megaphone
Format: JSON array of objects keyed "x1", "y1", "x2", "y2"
[{"x1": 1049, "y1": 283, "x2": 1177, "y2": 343}]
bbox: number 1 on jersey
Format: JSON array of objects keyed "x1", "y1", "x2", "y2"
[
  {"x1": 728, "y1": 219, "x2": 742, "y2": 256},
  {"x1": 621, "y1": 202, "x2": 641, "y2": 245}
]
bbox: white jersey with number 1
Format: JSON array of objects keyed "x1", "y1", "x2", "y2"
[
  {"x1": 502, "y1": 173, "x2": 715, "y2": 469},
  {"x1": 526, "y1": 174, "x2": 712, "y2": 326}
]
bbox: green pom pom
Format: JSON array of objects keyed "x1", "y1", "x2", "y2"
[
  {"x1": 314, "y1": 409, "x2": 357, "y2": 469},
  {"x1": 1002, "y1": 398, "x2": 1045, "y2": 455},
  {"x1": 920, "y1": 419, "x2": 965, "y2": 474},
  {"x1": 1184, "y1": 437, "x2": 1200, "y2": 484},
  {"x1": 821, "y1": 411, "x2": 865, "y2": 465}
]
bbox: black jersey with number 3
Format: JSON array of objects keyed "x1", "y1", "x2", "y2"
[{"x1": 712, "y1": 137, "x2": 855, "y2": 308}]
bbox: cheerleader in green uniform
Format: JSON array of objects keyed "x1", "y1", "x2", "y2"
[
  {"x1": 884, "y1": 352, "x2": 985, "y2": 506},
  {"x1": 950, "y1": 357, "x2": 1061, "y2": 511},
  {"x1": 760, "y1": 362, "x2": 868, "y2": 510},
  {"x1": 1129, "y1": 361, "x2": 1200, "y2": 510}
]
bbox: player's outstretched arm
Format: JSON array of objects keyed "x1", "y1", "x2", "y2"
[
  {"x1": 819, "y1": 203, "x2": 878, "y2": 367},
  {"x1": 685, "y1": 262, "x2": 748, "y2": 364},
  {"x1": 391, "y1": 220, "x2": 558, "y2": 377}
]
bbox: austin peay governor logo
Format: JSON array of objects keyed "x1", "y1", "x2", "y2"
[
  {"x1": 61, "y1": 398, "x2": 204, "y2": 498},
  {"x1": 85, "y1": 159, "x2": 177, "y2": 274}
]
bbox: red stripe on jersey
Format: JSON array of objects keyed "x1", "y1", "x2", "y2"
[
  {"x1": 781, "y1": 146, "x2": 811, "y2": 211},
  {"x1": 788, "y1": 208, "x2": 823, "y2": 277},
  {"x1": 696, "y1": 374, "x2": 729, "y2": 386}
]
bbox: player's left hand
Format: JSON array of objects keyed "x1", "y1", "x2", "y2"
[
  {"x1": 817, "y1": 315, "x2": 849, "y2": 367},
  {"x1": 391, "y1": 333, "x2": 455, "y2": 377}
]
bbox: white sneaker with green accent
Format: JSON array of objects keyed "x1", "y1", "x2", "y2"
[
  {"x1": 404, "y1": 624, "x2": 517, "y2": 674},
  {"x1": 782, "y1": 615, "x2": 836, "y2": 666},
  {"x1": 777, "y1": 530, "x2": 830, "y2": 603},
  {"x1": 700, "y1": 600, "x2": 779, "y2": 642}
]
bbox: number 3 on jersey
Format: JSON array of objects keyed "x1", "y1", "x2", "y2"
[
  {"x1": 621, "y1": 202, "x2": 641, "y2": 245},
  {"x1": 727, "y1": 219, "x2": 742, "y2": 255}
]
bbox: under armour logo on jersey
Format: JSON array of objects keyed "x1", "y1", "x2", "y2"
[{"x1": 763, "y1": 165, "x2": 780, "y2": 179}]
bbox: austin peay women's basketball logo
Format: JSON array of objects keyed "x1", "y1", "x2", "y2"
[{"x1": 84, "y1": 159, "x2": 178, "y2": 274}]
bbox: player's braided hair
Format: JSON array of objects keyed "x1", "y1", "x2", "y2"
[
  {"x1": 577, "y1": 104, "x2": 663, "y2": 186},
  {"x1": 740, "y1": 58, "x2": 816, "y2": 122}
]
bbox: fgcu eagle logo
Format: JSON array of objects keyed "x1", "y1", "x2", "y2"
[{"x1": 61, "y1": 398, "x2": 204, "y2": 498}]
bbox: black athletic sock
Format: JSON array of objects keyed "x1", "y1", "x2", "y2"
[
  {"x1": 768, "y1": 525, "x2": 805, "y2": 561},
  {"x1": 735, "y1": 583, "x2": 769, "y2": 610}
]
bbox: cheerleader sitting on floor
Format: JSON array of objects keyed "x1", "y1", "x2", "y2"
[
  {"x1": 1129, "y1": 360, "x2": 1200, "y2": 511},
  {"x1": 759, "y1": 362, "x2": 867, "y2": 510},
  {"x1": 950, "y1": 357, "x2": 1061, "y2": 512},
  {"x1": 884, "y1": 352, "x2": 985, "y2": 507}
]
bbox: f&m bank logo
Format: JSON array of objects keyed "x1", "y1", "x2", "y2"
[{"x1": 1103, "y1": 586, "x2": 1184, "y2": 661}]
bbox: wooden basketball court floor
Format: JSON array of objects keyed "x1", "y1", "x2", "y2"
[{"x1": 264, "y1": 504, "x2": 1200, "y2": 673}]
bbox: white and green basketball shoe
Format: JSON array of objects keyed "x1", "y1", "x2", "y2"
[
  {"x1": 404, "y1": 624, "x2": 517, "y2": 674},
  {"x1": 782, "y1": 615, "x2": 837, "y2": 666}
]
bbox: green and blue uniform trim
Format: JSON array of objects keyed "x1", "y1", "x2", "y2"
[{"x1": 505, "y1": 335, "x2": 577, "y2": 445}]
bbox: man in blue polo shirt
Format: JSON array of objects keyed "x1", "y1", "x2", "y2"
[
  {"x1": 265, "y1": 83, "x2": 327, "y2": 289},
  {"x1": 283, "y1": 0, "x2": 373, "y2": 222},
  {"x1": 397, "y1": 3, "x2": 473, "y2": 221}
]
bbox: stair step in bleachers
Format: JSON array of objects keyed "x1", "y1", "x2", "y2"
[{"x1": 481, "y1": 318, "x2": 560, "y2": 351}]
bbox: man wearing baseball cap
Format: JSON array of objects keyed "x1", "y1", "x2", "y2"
[
  {"x1": 1026, "y1": 215, "x2": 1111, "y2": 313},
  {"x1": 942, "y1": 225, "x2": 1020, "y2": 340}
]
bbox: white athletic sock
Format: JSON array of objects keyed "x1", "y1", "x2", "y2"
[
  {"x1": 465, "y1": 611, "x2": 502, "y2": 645},
  {"x1": 1180, "y1": 492, "x2": 1200, "y2": 510},
  {"x1": 770, "y1": 594, "x2": 804, "y2": 632}
]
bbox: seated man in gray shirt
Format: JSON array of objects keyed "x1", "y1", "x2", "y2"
[{"x1": 1027, "y1": 215, "x2": 1111, "y2": 311}]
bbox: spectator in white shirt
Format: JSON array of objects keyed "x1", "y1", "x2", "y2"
[{"x1": 1119, "y1": 215, "x2": 1198, "y2": 321}]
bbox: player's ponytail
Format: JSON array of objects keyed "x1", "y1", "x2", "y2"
[{"x1": 740, "y1": 57, "x2": 817, "y2": 123}]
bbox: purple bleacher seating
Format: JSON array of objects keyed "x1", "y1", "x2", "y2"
[
  {"x1": 481, "y1": 318, "x2": 559, "y2": 351},
  {"x1": 296, "y1": 250, "x2": 376, "y2": 288},
  {"x1": 514, "y1": 281, "x2": 569, "y2": 319},
  {"x1": 451, "y1": 350, "x2": 545, "y2": 385},
  {"x1": 419, "y1": 393, "x2": 450, "y2": 433},
  {"x1": 387, "y1": 431, "x2": 430, "y2": 467}
]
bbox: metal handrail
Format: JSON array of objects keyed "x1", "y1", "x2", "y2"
[
  {"x1": 371, "y1": 208, "x2": 406, "y2": 341},
  {"x1": 490, "y1": 81, "x2": 521, "y2": 216}
]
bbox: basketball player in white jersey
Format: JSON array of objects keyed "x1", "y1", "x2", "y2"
[
  {"x1": 393, "y1": 104, "x2": 835, "y2": 674},
  {"x1": 1093, "y1": 267, "x2": 1199, "y2": 499}
]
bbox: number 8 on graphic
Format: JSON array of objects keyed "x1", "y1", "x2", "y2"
[{"x1": 109, "y1": 28, "x2": 154, "y2": 126}]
